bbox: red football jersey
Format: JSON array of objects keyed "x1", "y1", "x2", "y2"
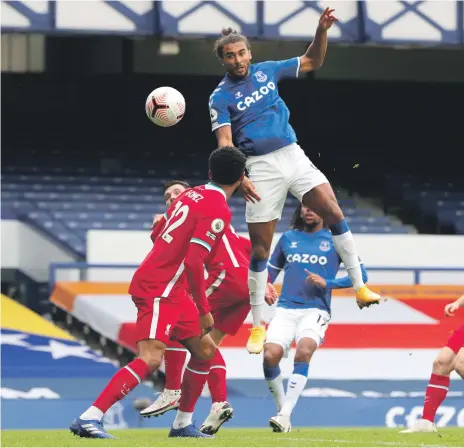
[
  {"x1": 129, "y1": 184, "x2": 231, "y2": 301},
  {"x1": 205, "y1": 225, "x2": 251, "y2": 300}
]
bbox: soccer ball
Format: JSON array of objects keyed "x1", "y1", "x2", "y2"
[{"x1": 145, "y1": 87, "x2": 186, "y2": 127}]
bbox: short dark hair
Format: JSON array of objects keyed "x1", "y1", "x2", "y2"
[
  {"x1": 209, "y1": 146, "x2": 246, "y2": 186},
  {"x1": 214, "y1": 28, "x2": 251, "y2": 59},
  {"x1": 290, "y1": 204, "x2": 305, "y2": 231},
  {"x1": 163, "y1": 180, "x2": 190, "y2": 193}
]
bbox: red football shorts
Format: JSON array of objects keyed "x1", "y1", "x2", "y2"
[
  {"x1": 446, "y1": 323, "x2": 464, "y2": 354},
  {"x1": 132, "y1": 293, "x2": 200, "y2": 345},
  {"x1": 209, "y1": 278, "x2": 250, "y2": 336}
]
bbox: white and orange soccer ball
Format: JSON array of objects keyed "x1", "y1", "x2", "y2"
[{"x1": 145, "y1": 87, "x2": 186, "y2": 127}]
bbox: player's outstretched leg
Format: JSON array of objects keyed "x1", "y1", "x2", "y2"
[
  {"x1": 302, "y1": 184, "x2": 381, "y2": 309},
  {"x1": 401, "y1": 342, "x2": 461, "y2": 433},
  {"x1": 247, "y1": 256, "x2": 268, "y2": 353},
  {"x1": 140, "y1": 343, "x2": 187, "y2": 418},
  {"x1": 169, "y1": 335, "x2": 216, "y2": 439},
  {"x1": 246, "y1": 222, "x2": 277, "y2": 354},
  {"x1": 201, "y1": 349, "x2": 234, "y2": 435},
  {"x1": 71, "y1": 340, "x2": 158, "y2": 439}
]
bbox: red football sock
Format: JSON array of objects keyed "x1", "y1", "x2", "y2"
[
  {"x1": 164, "y1": 347, "x2": 187, "y2": 390},
  {"x1": 422, "y1": 373, "x2": 450, "y2": 422},
  {"x1": 207, "y1": 349, "x2": 227, "y2": 403},
  {"x1": 93, "y1": 358, "x2": 151, "y2": 413},
  {"x1": 179, "y1": 357, "x2": 210, "y2": 412}
]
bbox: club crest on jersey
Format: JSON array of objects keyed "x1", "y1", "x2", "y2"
[
  {"x1": 254, "y1": 71, "x2": 267, "y2": 82},
  {"x1": 211, "y1": 219, "x2": 224, "y2": 233},
  {"x1": 319, "y1": 241, "x2": 331, "y2": 252},
  {"x1": 210, "y1": 108, "x2": 218, "y2": 122}
]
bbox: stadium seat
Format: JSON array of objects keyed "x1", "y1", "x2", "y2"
[{"x1": 2, "y1": 173, "x2": 412, "y2": 256}]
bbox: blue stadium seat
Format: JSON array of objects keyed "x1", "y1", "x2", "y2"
[{"x1": 2, "y1": 173, "x2": 411, "y2": 256}]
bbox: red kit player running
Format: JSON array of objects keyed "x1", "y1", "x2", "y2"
[
  {"x1": 140, "y1": 180, "x2": 278, "y2": 435},
  {"x1": 70, "y1": 146, "x2": 247, "y2": 440},
  {"x1": 401, "y1": 295, "x2": 464, "y2": 433}
]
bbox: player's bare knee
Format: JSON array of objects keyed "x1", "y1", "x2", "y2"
[
  {"x1": 252, "y1": 244, "x2": 270, "y2": 261},
  {"x1": 263, "y1": 344, "x2": 283, "y2": 367},
  {"x1": 196, "y1": 336, "x2": 217, "y2": 361},
  {"x1": 137, "y1": 339, "x2": 164, "y2": 372},
  {"x1": 432, "y1": 347, "x2": 455, "y2": 375},
  {"x1": 295, "y1": 338, "x2": 317, "y2": 363},
  {"x1": 317, "y1": 200, "x2": 343, "y2": 226},
  {"x1": 294, "y1": 348, "x2": 312, "y2": 364},
  {"x1": 453, "y1": 351, "x2": 464, "y2": 378},
  {"x1": 202, "y1": 345, "x2": 216, "y2": 360}
]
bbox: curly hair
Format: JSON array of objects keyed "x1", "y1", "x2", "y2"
[
  {"x1": 290, "y1": 203, "x2": 305, "y2": 231},
  {"x1": 214, "y1": 28, "x2": 251, "y2": 59},
  {"x1": 209, "y1": 146, "x2": 246, "y2": 185}
]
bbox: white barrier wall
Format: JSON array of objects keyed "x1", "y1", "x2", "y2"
[
  {"x1": 1, "y1": 221, "x2": 77, "y2": 281},
  {"x1": 86, "y1": 230, "x2": 464, "y2": 284}
]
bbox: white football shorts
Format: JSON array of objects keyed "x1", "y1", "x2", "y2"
[
  {"x1": 265, "y1": 307, "x2": 330, "y2": 355},
  {"x1": 245, "y1": 143, "x2": 328, "y2": 223}
]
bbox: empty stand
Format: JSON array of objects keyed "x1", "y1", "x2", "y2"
[
  {"x1": 384, "y1": 174, "x2": 464, "y2": 235},
  {"x1": 2, "y1": 173, "x2": 411, "y2": 256}
]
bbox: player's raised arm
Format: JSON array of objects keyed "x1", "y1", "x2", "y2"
[
  {"x1": 299, "y1": 7, "x2": 338, "y2": 73},
  {"x1": 215, "y1": 126, "x2": 233, "y2": 148},
  {"x1": 209, "y1": 94, "x2": 233, "y2": 147}
]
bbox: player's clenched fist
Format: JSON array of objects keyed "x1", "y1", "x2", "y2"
[
  {"x1": 152, "y1": 214, "x2": 164, "y2": 228},
  {"x1": 318, "y1": 7, "x2": 339, "y2": 31},
  {"x1": 200, "y1": 313, "x2": 214, "y2": 336},
  {"x1": 445, "y1": 298, "x2": 462, "y2": 317}
]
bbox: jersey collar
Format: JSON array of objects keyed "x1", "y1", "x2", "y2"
[
  {"x1": 205, "y1": 182, "x2": 227, "y2": 200},
  {"x1": 226, "y1": 65, "x2": 253, "y2": 84}
]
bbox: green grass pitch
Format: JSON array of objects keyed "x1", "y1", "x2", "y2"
[{"x1": 2, "y1": 428, "x2": 464, "y2": 447}]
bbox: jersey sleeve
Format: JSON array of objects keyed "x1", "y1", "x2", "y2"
[
  {"x1": 190, "y1": 208, "x2": 231, "y2": 254},
  {"x1": 326, "y1": 261, "x2": 368, "y2": 290},
  {"x1": 186, "y1": 207, "x2": 231, "y2": 315},
  {"x1": 150, "y1": 213, "x2": 167, "y2": 243},
  {"x1": 269, "y1": 57, "x2": 301, "y2": 82},
  {"x1": 209, "y1": 92, "x2": 230, "y2": 132},
  {"x1": 268, "y1": 235, "x2": 286, "y2": 283}
]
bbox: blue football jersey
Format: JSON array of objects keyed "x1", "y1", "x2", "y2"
[
  {"x1": 209, "y1": 58, "x2": 300, "y2": 156},
  {"x1": 268, "y1": 229, "x2": 341, "y2": 313}
]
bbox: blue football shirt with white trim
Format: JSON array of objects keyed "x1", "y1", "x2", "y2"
[{"x1": 209, "y1": 58, "x2": 300, "y2": 156}]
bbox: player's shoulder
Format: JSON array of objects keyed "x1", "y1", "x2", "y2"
[
  {"x1": 281, "y1": 229, "x2": 298, "y2": 242},
  {"x1": 252, "y1": 60, "x2": 276, "y2": 70},
  {"x1": 209, "y1": 76, "x2": 230, "y2": 101},
  {"x1": 321, "y1": 228, "x2": 334, "y2": 240},
  {"x1": 196, "y1": 184, "x2": 230, "y2": 211},
  {"x1": 251, "y1": 60, "x2": 284, "y2": 74}
]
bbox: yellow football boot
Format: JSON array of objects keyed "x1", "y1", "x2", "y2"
[
  {"x1": 356, "y1": 285, "x2": 382, "y2": 309},
  {"x1": 246, "y1": 326, "x2": 266, "y2": 354}
]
